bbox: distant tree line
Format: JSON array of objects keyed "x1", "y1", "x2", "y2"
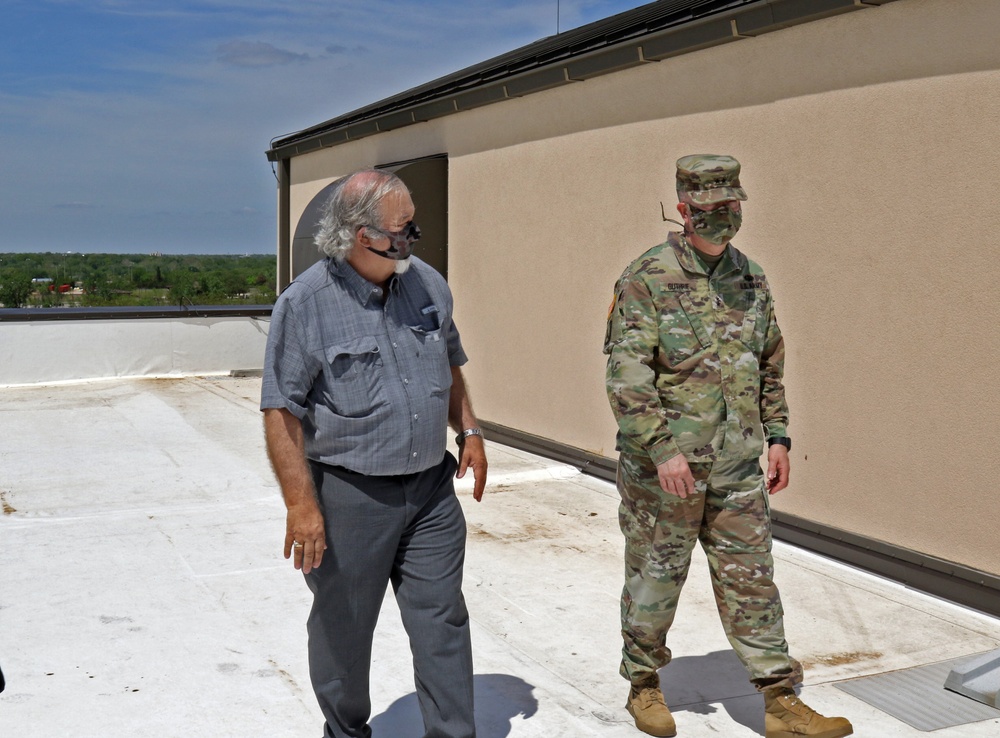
[{"x1": 0, "y1": 252, "x2": 277, "y2": 309}]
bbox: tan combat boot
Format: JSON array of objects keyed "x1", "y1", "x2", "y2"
[
  {"x1": 626, "y1": 679, "x2": 676, "y2": 737},
  {"x1": 764, "y1": 688, "x2": 853, "y2": 738}
]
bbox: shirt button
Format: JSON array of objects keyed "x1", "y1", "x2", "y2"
[
  {"x1": 412, "y1": 452, "x2": 417, "y2": 457},
  {"x1": 413, "y1": 414, "x2": 419, "y2": 420},
  {"x1": 392, "y1": 342, "x2": 398, "y2": 348},
  {"x1": 403, "y1": 378, "x2": 409, "y2": 384}
]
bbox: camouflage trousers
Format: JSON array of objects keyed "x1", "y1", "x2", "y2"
[{"x1": 617, "y1": 452, "x2": 802, "y2": 692}]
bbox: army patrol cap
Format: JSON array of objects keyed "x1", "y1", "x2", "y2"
[{"x1": 676, "y1": 154, "x2": 748, "y2": 206}]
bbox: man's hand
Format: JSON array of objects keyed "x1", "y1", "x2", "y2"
[
  {"x1": 264, "y1": 408, "x2": 327, "y2": 574},
  {"x1": 284, "y1": 499, "x2": 326, "y2": 574},
  {"x1": 449, "y1": 366, "x2": 488, "y2": 502},
  {"x1": 656, "y1": 454, "x2": 696, "y2": 499},
  {"x1": 766, "y1": 444, "x2": 790, "y2": 494},
  {"x1": 456, "y1": 435, "x2": 488, "y2": 502}
]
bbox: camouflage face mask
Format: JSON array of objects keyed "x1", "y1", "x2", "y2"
[
  {"x1": 365, "y1": 221, "x2": 421, "y2": 261},
  {"x1": 689, "y1": 205, "x2": 741, "y2": 246}
]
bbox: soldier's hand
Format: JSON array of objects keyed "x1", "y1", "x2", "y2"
[
  {"x1": 656, "y1": 455, "x2": 696, "y2": 499},
  {"x1": 766, "y1": 444, "x2": 790, "y2": 495},
  {"x1": 284, "y1": 499, "x2": 326, "y2": 574}
]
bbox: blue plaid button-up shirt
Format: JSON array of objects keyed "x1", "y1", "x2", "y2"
[{"x1": 261, "y1": 256, "x2": 468, "y2": 476}]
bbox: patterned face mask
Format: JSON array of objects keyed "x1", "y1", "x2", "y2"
[
  {"x1": 688, "y1": 205, "x2": 741, "y2": 246},
  {"x1": 365, "y1": 221, "x2": 421, "y2": 260}
]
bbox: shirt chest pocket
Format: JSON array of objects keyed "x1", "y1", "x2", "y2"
[
  {"x1": 740, "y1": 290, "x2": 769, "y2": 354},
  {"x1": 408, "y1": 326, "x2": 452, "y2": 394},
  {"x1": 660, "y1": 293, "x2": 712, "y2": 368},
  {"x1": 323, "y1": 336, "x2": 386, "y2": 417}
]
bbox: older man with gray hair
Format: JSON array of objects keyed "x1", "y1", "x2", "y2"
[{"x1": 262, "y1": 169, "x2": 487, "y2": 738}]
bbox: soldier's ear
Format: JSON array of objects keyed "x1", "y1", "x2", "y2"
[{"x1": 676, "y1": 202, "x2": 688, "y2": 218}]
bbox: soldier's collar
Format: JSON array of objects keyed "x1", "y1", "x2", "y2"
[{"x1": 672, "y1": 233, "x2": 742, "y2": 277}]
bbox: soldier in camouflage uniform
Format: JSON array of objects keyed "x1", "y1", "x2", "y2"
[{"x1": 604, "y1": 155, "x2": 853, "y2": 738}]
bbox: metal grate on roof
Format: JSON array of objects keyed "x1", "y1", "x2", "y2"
[{"x1": 836, "y1": 654, "x2": 1000, "y2": 731}]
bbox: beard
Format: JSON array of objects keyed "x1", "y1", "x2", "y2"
[{"x1": 394, "y1": 258, "x2": 411, "y2": 274}]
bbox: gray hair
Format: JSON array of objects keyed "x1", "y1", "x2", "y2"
[{"x1": 314, "y1": 169, "x2": 409, "y2": 260}]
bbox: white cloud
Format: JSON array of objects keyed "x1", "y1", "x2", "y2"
[
  {"x1": 217, "y1": 40, "x2": 310, "y2": 67},
  {"x1": 325, "y1": 44, "x2": 369, "y2": 57}
]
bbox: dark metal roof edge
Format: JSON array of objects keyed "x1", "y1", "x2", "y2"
[
  {"x1": 266, "y1": 0, "x2": 885, "y2": 161},
  {"x1": 770, "y1": 511, "x2": 1000, "y2": 619},
  {"x1": 479, "y1": 419, "x2": 618, "y2": 480}
]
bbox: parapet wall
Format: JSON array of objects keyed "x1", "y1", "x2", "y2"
[{"x1": 0, "y1": 312, "x2": 270, "y2": 386}]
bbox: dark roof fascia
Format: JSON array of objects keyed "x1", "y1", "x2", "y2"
[{"x1": 266, "y1": 0, "x2": 897, "y2": 162}]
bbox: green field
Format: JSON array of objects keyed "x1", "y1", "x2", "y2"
[{"x1": 0, "y1": 252, "x2": 276, "y2": 308}]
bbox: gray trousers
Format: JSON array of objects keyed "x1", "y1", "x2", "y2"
[{"x1": 305, "y1": 453, "x2": 475, "y2": 738}]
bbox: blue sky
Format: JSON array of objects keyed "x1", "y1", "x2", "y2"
[{"x1": 1, "y1": 0, "x2": 653, "y2": 255}]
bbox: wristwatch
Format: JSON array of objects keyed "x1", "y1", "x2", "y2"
[
  {"x1": 767, "y1": 437, "x2": 792, "y2": 451},
  {"x1": 455, "y1": 428, "x2": 483, "y2": 445}
]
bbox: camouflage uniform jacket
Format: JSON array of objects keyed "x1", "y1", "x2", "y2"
[{"x1": 604, "y1": 232, "x2": 788, "y2": 465}]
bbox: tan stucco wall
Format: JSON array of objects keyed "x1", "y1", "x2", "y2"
[{"x1": 282, "y1": 0, "x2": 1000, "y2": 575}]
